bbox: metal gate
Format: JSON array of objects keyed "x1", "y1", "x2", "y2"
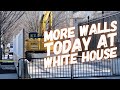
[
  {"x1": 18, "y1": 12, "x2": 120, "y2": 79},
  {"x1": 18, "y1": 57, "x2": 120, "y2": 79}
]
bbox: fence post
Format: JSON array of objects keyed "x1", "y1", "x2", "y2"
[
  {"x1": 24, "y1": 59, "x2": 30, "y2": 79},
  {"x1": 18, "y1": 59, "x2": 19, "y2": 79},
  {"x1": 71, "y1": 64, "x2": 73, "y2": 79},
  {"x1": 18, "y1": 58, "x2": 29, "y2": 79}
]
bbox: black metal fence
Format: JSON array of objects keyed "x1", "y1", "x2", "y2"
[
  {"x1": 18, "y1": 57, "x2": 120, "y2": 79},
  {"x1": 18, "y1": 12, "x2": 120, "y2": 79}
]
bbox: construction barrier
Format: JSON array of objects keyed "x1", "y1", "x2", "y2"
[{"x1": 12, "y1": 29, "x2": 24, "y2": 76}]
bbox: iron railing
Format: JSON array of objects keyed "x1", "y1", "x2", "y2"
[{"x1": 18, "y1": 57, "x2": 120, "y2": 79}]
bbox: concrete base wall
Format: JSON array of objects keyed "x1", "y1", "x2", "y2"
[{"x1": 13, "y1": 53, "x2": 19, "y2": 74}]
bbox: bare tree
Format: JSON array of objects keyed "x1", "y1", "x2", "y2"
[
  {"x1": 20, "y1": 11, "x2": 43, "y2": 39},
  {"x1": 1, "y1": 11, "x2": 43, "y2": 44},
  {"x1": 1, "y1": 11, "x2": 25, "y2": 36},
  {"x1": 23, "y1": 11, "x2": 73, "y2": 35},
  {"x1": 52, "y1": 11, "x2": 74, "y2": 55},
  {"x1": 19, "y1": 11, "x2": 73, "y2": 39},
  {"x1": 0, "y1": 11, "x2": 73, "y2": 60},
  {"x1": 52, "y1": 11, "x2": 73, "y2": 29},
  {"x1": 0, "y1": 11, "x2": 25, "y2": 57}
]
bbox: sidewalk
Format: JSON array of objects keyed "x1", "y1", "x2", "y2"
[
  {"x1": 74, "y1": 76, "x2": 120, "y2": 79},
  {"x1": 0, "y1": 55, "x2": 18, "y2": 79},
  {"x1": 0, "y1": 74, "x2": 18, "y2": 79}
]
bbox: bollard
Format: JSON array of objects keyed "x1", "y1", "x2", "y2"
[
  {"x1": 71, "y1": 64, "x2": 73, "y2": 79},
  {"x1": 23, "y1": 59, "x2": 30, "y2": 79},
  {"x1": 18, "y1": 59, "x2": 30, "y2": 79}
]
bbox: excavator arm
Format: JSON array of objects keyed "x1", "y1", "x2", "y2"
[{"x1": 38, "y1": 11, "x2": 53, "y2": 36}]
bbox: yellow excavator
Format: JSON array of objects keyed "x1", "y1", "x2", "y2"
[{"x1": 25, "y1": 11, "x2": 53, "y2": 60}]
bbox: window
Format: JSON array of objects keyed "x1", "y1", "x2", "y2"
[
  {"x1": 10, "y1": 43, "x2": 13, "y2": 48},
  {"x1": 10, "y1": 46, "x2": 13, "y2": 48},
  {"x1": 29, "y1": 33, "x2": 38, "y2": 38}
]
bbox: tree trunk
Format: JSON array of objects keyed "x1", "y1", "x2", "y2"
[{"x1": 2, "y1": 43, "x2": 5, "y2": 57}]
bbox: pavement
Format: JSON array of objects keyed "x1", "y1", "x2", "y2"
[
  {"x1": 0, "y1": 55, "x2": 18, "y2": 79},
  {"x1": 0, "y1": 74, "x2": 18, "y2": 79},
  {"x1": 47, "y1": 77, "x2": 120, "y2": 79},
  {"x1": 74, "y1": 76, "x2": 120, "y2": 79}
]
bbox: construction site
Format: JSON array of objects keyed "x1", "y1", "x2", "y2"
[{"x1": 0, "y1": 11, "x2": 120, "y2": 79}]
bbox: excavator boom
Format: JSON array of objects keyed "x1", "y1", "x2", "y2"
[
  {"x1": 39, "y1": 11, "x2": 52, "y2": 36},
  {"x1": 25, "y1": 11, "x2": 53, "y2": 59}
]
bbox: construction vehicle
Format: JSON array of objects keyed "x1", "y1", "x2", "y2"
[{"x1": 25, "y1": 11, "x2": 53, "y2": 60}]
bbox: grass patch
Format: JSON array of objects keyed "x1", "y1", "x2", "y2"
[{"x1": 0, "y1": 60, "x2": 15, "y2": 62}]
